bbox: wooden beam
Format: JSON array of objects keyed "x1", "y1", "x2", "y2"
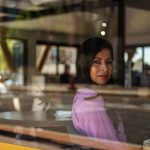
[
  {"x1": 0, "y1": 39, "x2": 16, "y2": 72},
  {"x1": 0, "y1": 124, "x2": 144, "y2": 150},
  {"x1": 36, "y1": 45, "x2": 50, "y2": 73}
]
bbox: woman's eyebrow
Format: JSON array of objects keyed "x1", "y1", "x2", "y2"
[{"x1": 94, "y1": 57, "x2": 112, "y2": 60}]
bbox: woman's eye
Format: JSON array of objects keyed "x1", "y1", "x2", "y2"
[
  {"x1": 106, "y1": 60, "x2": 113, "y2": 65},
  {"x1": 93, "y1": 60, "x2": 101, "y2": 64}
]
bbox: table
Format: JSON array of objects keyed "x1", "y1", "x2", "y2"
[{"x1": 0, "y1": 111, "x2": 71, "y2": 128}]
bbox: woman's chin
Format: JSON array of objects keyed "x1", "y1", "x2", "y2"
[{"x1": 95, "y1": 80, "x2": 108, "y2": 85}]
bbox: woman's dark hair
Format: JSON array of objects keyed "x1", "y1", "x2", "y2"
[{"x1": 76, "y1": 37, "x2": 113, "y2": 83}]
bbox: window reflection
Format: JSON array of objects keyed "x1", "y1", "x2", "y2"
[
  {"x1": 36, "y1": 44, "x2": 77, "y2": 76},
  {"x1": 132, "y1": 47, "x2": 143, "y2": 73}
]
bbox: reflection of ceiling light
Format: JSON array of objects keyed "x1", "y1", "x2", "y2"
[
  {"x1": 102, "y1": 22, "x2": 107, "y2": 27},
  {"x1": 101, "y1": 31, "x2": 105, "y2": 36},
  {"x1": 30, "y1": 0, "x2": 59, "y2": 5}
]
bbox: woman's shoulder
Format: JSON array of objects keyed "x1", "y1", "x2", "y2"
[
  {"x1": 76, "y1": 88, "x2": 97, "y2": 97},
  {"x1": 74, "y1": 88, "x2": 104, "y2": 103},
  {"x1": 73, "y1": 88, "x2": 105, "y2": 112}
]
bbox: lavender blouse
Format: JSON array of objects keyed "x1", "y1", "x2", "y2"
[{"x1": 72, "y1": 88, "x2": 126, "y2": 142}]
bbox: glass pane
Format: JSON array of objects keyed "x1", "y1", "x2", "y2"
[
  {"x1": 144, "y1": 46, "x2": 150, "y2": 66},
  {"x1": 142, "y1": 46, "x2": 150, "y2": 86},
  {"x1": 132, "y1": 47, "x2": 143, "y2": 73},
  {"x1": 0, "y1": 39, "x2": 24, "y2": 85},
  {"x1": 144, "y1": 46, "x2": 150, "y2": 77},
  {"x1": 0, "y1": 39, "x2": 20, "y2": 72},
  {"x1": 36, "y1": 45, "x2": 57, "y2": 74},
  {"x1": 59, "y1": 46, "x2": 77, "y2": 75}
]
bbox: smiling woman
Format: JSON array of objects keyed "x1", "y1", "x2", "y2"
[{"x1": 72, "y1": 37, "x2": 126, "y2": 142}]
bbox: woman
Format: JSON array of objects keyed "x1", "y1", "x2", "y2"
[{"x1": 72, "y1": 37, "x2": 126, "y2": 142}]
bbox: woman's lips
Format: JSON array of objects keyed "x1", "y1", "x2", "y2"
[{"x1": 98, "y1": 74, "x2": 108, "y2": 80}]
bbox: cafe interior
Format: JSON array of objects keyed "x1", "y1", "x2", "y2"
[{"x1": 0, "y1": 0, "x2": 150, "y2": 149}]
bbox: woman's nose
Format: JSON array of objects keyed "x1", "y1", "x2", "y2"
[{"x1": 100, "y1": 62, "x2": 107, "y2": 72}]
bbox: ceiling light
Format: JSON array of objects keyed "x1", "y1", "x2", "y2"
[
  {"x1": 102, "y1": 22, "x2": 107, "y2": 27},
  {"x1": 100, "y1": 31, "x2": 105, "y2": 36}
]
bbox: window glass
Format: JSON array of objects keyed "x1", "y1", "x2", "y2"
[
  {"x1": 144, "y1": 46, "x2": 150, "y2": 66},
  {"x1": 36, "y1": 45, "x2": 77, "y2": 75},
  {"x1": 36, "y1": 45, "x2": 57, "y2": 74},
  {"x1": 132, "y1": 47, "x2": 143, "y2": 72},
  {"x1": 59, "y1": 46, "x2": 77, "y2": 75},
  {"x1": 0, "y1": 39, "x2": 24, "y2": 85},
  {"x1": 143, "y1": 46, "x2": 150, "y2": 74}
]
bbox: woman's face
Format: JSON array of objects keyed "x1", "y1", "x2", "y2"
[{"x1": 90, "y1": 48, "x2": 113, "y2": 85}]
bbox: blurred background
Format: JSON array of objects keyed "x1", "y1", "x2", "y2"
[{"x1": 0, "y1": 0, "x2": 150, "y2": 149}]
